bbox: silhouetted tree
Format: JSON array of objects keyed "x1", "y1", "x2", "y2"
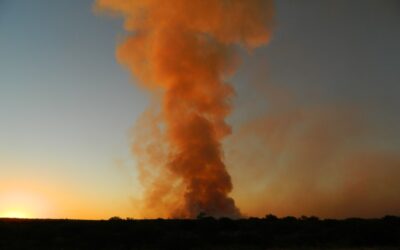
[
  {"x1": 265, "y1": 214, "x2": 278, "y2": 221},
  {"x1": 196, "y1": 212, "x2": 207, "y2": 220},
  {"x1": 108, "y1": 216, "x2": 122, "y2": 221}
]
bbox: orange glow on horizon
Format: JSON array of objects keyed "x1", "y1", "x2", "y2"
[
  {"x1": 0, "y1": 188, "x2": 53, "y2": 219},
  {"x1": 0, "y1": 180, "x2": 134, "y2": 220},
  {"x1": 0, "y1": 209, "x2": 32, "y2": 219}
]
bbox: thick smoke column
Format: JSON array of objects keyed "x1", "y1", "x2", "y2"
[{"x1": 95, "y1": 0, "x2": 274, "y2": 218}]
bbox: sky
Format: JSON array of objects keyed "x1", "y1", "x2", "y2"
[{"x1": 0, "y1": 0, "x2": 399, "y2": 219}]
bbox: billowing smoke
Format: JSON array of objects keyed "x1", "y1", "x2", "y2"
[{"x1": 95, "y1": 0, "x2": 274, "y2": 218}]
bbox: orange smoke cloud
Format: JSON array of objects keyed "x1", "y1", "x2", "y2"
[{"x1": 95, "y1": 0, "x2": 274, "y2": 218}]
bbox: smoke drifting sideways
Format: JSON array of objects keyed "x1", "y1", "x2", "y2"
[
  {"x1": 225, "y1": 78, "x2": 400, "y2": 218},
  {"x1": 94, "y1": 0, "x2": 274, "y2": 218}
]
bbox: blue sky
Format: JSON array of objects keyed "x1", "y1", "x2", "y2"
[{"x1": 0, "y1": 0, "x2": 147, "y2": 218}]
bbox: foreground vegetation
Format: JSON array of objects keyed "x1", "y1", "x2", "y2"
[{"x1": 0, "y1": 215, "x2": 399, "y2": 249}]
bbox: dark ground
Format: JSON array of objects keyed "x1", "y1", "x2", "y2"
[{"x1": 0, "y1": 215, "x2": 399, "y2": 249}]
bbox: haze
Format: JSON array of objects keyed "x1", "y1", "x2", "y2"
[{"x1": 0, "y1": 0, "x2": 399, "y2": 219}]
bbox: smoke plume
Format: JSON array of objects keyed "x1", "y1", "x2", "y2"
[{"x1": 95, "y1": 0, "x2": 274, "y2": 218}]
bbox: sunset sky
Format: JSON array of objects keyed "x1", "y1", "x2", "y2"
[{"x1": 1, "y1": 0, "x2": 399, "y2": 219}]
